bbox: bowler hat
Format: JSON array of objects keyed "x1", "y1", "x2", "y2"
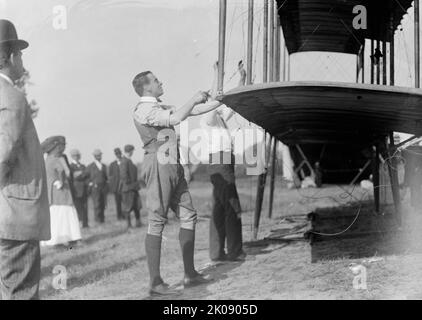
[
  {"x1": 0, "y1": 20, "x2": 28, "y2": 51},
  {"x1": 93, "y1": 149, "x2": 103, "y2": 156},
  {"x1": 124, "y1": 145, "x2": 135, "y2": 153},
  {"x1": 70, "y1": 149, "x2": 81, "y2": 157}
]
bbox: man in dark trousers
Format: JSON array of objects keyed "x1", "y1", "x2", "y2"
[
  {"x1": 86, "y1": 149, "x2": 108, "y2": 224},
  {"x1": 69, "y1": 149, "x2": 89, "y2": 228},
  {"x1": 132, "y1": 70, "x2": 222, "y2": 296},
  {"x1": 120, "y1": 145, "x2": 142, "y2": 229},
  {"x1": 203, "y1": 61, "x2": 245, "y2": 262},
  {"x1": 109, "y1": 148, "x2": 124, "y2": 221},
  {"x1": 0, "y1": 19, "x2": 50, "y2": 300}
]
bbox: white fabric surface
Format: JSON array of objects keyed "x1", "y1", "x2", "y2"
[{"x1": 42, "y1": 205, "x2": 82, "y2": 246}]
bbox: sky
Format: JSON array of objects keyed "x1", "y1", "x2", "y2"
[{"x1": 0, "y1": 0, "x2": 418, "y2": 163}]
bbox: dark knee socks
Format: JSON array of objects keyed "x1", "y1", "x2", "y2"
[
  {"x1": 179, "y1": 228, "x2": 197, "y2": 278},
  {"x1": 145, "y1": 234, "x2": 163, "y2": 288}
]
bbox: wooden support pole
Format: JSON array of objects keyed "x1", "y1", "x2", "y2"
[
  {"x1": 387, "y1": 133, "x2": 402, "y2": 225},
  {"x1": 362, "y1": 41, "x2": 365, "y2": 83},
  {"x1": 217, "y1": 0, "x2": 227, "y2": 93},
  {"x1": 373, "y1": 144, "x2": 380, "y2": 213},
  {"x1": 356, "y1": 53, "x2": 359, "y2": 83},
  {"x1": 390, "y1": 15, "x2": 395, "y2": 86},
  {"x1": 269, "y1": 0, "x2": 274, "y2": 82},
  {"x1": 376, "y1": 40, "x2": 381, "y2": 85},
  {"x1": 252, "y1": 0, "x2": 265, "y2": 240},
  {"x1": 275, "y1": 6, "x2": 281, "y2": 81},
  {"x1": 247, "y1": 0, "x2": 254, "y2": 85},
  {"x1": 268, "y1": 138, "x2": 277, "y2": 219},
  {"x1": 263, "y1": 0, "x2": 268, "y2": 83},
  {"x1": 371, "y1": 40, "x2": 374, "y2": 84},
  {"x1": 383, "y1": 40, "x2": 387, "y2": 85},
  {"x1": 416, "y1": 0, "x2": 420, "y2": 88}
]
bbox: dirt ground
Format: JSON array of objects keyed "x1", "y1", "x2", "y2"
[{"x1": 39, "y1": 177, "x2": 422, "y2": 300}]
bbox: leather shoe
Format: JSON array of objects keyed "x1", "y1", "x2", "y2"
[
  {"x1": 183, "y1": 273, "x2": 214, "y2": 289},
  {"x1": 149, "y1": 283, "x2": 181, "y2": 296}
]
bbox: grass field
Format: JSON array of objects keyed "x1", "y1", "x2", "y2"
[{"x1": 39, "y1": 177, "x2": 422, "y2": 300}]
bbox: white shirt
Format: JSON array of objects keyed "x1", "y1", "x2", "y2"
[
  {"x1": 133, "y1": 96, "x2": 175, "y2": 127},
  {"x1": 201, "y1": 106, "x2": 233, "y2": 154},
  {"x1": 0, "y1": 73, "x2": 14, "y2": 86},
  {"x1": 94, "y1": 160, "x2": 103, "y2": 171}
]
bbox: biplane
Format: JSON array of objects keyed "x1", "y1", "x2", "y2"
[{"x1": 216, "y1": 0, "x2": 421, "y2": 239}]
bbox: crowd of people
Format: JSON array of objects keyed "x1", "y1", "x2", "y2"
[
  {"x1": 0, "y1": 19, "x2": 246, "y2": 299},
  {"x1": 38, "y1": 137, "x2": 143, "y2": 249}
]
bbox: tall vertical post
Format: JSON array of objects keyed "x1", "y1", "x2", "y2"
[
  {"x1": 268, "y1": 6, "x2": 281, "y2": 218},
  {"x1": 268, "y1": 138, "x2": 278, "y2": 218},
  {"x1": 217, "y1": 0, "x2": 227, "y2": 93},
  {"x1": 253, "y1": 0, "x2": 264, "y2": 240},
  {"x1": 383, "y1": 40, "x2": 387, "y2": 85},
  {"x1": 263, "y1": 0, "x2": 269, "y2": 83},
  {"x1": 390, "y1": 16, "x2": 395, "y2": 86},
  {"x1": 373, "y1": 144, "x2": 380, "y2": 213},
  {"x1": 371, "y1": 40, "x2": 374, "y2": 84},
  {"x1": 376, "y1": 40, "x2": 381, "y2": 85},
  {"x1": 275, "y1": 10, "x2": 281, "y2": 81},
  {"x1": 387, "y1": 133, "x2": 402, "y2": 225},
  {"x1": 269, "y1": 0, "x2": 275, "y2": 81},
  {"x1": 356, "y1": 54, "x2": 360, "y2": 83},
  {"x1": 247, "y1": 0, "x2": 254, "y2": 85},
  {"x1": 362, "y1": 42, "x2": 365, "y2": 83},
  {"x1": 415, "y1": 0, "x2": 420, "y2": 88}
]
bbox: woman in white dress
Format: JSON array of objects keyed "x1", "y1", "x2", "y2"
[{"x1": 41, "y1": 136, "x2": 82, "y2": 247}]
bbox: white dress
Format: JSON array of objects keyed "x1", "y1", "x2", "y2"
[{"x1": 42, "y1": 155, "x2": 82, "y2": 246}]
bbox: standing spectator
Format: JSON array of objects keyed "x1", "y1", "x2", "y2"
[
  {"x1": 69, "y1": 149, "x2": 90, "y2": 228},
  {"x1": 109, "y1": 148, "x2": 124, "y2": 221},
  {"x1": 0, "y1": 19, "x2": 50, "y2": 300},
  {"x1": 41, "y1": 136, "x2": 82, "y2": 247},
  {"x1": 120, "y1": 145, "x2": 142, "y2": 229},
  {"x1": 203, "y1": 62, "x2": 245, "y2": 262},
  {"x1": 86, "y1": 149, "x2": 108, "y2": 224}
]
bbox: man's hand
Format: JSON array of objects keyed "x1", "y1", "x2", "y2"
[
  {"x1": 0, "y1": 165, "x2": 9, "y2": 188},
  {"x1": 238, "y1": 61, "x2": 246, "y2": 86},
  {"x1": 192, "y1": 91, "x2": 209, "y2": 105},
  {"x1": 213, "y1": 61, "x2": 219, "y2": 72}
]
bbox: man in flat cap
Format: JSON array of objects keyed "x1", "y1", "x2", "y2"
[
  {"x1": 120, "y1": 145, "x2": 142, "y2": 229},
  {"x1": 69, "y1": 149, "x2": 90, "y2": 228},
  {"x1": 109, "y1": 148, "x2": 124, "y2": 221},
  {"x1": 132, "y1": 71, "x2": 222, "y2": 296},
  {"x1": 86, "y1": 149, "x2": 108, "y2": 224},
  {"x1": 0, "y1": 20, "x2": 50, "y2": 300}
]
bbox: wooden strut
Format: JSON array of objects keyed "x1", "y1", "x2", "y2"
[
  {"x1": 373, "y1": 145, "x2": 380, "y2": 213},
  {"x1": 268, "y1": 138, "x2": 277, "y2": 219},
  {"x1": 386, "y1": 133, "x2": 402, "y2": 225},
  {"x1": 253, "y1": 0, "x2": 280, "y2": 240},
  {"x1": 349, "y1": 159, "x2": 371, "y2": 186},
  {"x1": 295, "y1": 145, "x2": 316, "y2": 178}
]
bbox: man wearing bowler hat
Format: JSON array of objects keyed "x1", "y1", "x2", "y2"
[
  {"x1": 109, "y1": 148, "x2": 124, "y2": 221},
  {"x1": 0, "y1": 20, "x2": 50, "y2": 299},
  {"x1": 86, "y1": 149, "x2": 108, "y2": 224},
  {"x1": 69, "y1": 149, "x2": 90, "y2": 228},
  {"x1": 120, "y1": 145, "x2": 142, "y2": 229}
]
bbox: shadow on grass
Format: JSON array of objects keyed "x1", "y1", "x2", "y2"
[
  {"x1": 145, "y1": 260, "x2": 247, "y2": 301},
  {"x1": 41, "y1": 256, "x2": 145, "y2": 298},
  {"x1": 244, "y1": 239, "x2": 290, "y2": 256},
  {"x1": 82, "y1": 228, "x2": 129, "y2": 246}
]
